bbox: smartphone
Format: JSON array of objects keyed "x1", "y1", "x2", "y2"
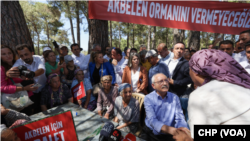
[{"x1": 32, "y1": 83, "x2": 42, "y2": 88}]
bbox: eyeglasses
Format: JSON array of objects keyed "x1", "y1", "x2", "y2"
[{"x1": 153, "y1": 79, "x2": 168, "y2": 85}]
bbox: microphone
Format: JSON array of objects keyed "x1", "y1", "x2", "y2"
[
  {"x1": 108, "y1": 129, "x2": 122, "y2": 141},
  {"x1": 123, "y1": 133, "x2": 136, "y2": 141},
  {"x1": 99, "y1": 122, "x2": 115, "y2": 141}
]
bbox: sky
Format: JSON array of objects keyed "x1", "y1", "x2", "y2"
[{"x1": 39, "y1": 0, "x2": 90, "y2": 52}]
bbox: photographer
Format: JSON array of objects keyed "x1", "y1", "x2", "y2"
[{"x1": 7, "y1": 44, "x2": 46, "y2": 114}]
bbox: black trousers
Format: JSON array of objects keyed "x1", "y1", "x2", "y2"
[
  {"x1": 30, "y1": 92, "x2": 41, "y2": 114},
  {"x1": 141, "y1": 125, "x2": 175, "y2": 141}
]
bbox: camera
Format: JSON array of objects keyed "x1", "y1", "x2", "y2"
[
  {"x1": 52, "y1": 40, "x2": 59, "y2": 49},
  {"x1": 18, "y1": 65, "x2": 35, "y2": 79}
]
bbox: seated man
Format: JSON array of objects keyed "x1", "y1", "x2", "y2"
[{"x1": 143, "y1": 73, "x2": 188, "y2": 141}]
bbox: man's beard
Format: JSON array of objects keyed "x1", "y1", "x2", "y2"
[{"x1": 24, "y1": 58, "x2": 32, "y2": 64}]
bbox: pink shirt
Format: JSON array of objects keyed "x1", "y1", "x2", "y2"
[{"x1": 1, "y1": 66, "x2": 33, "y2": 96}]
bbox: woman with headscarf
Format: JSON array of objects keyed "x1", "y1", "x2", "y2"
[
  {"x1": 113, "y1": 83, "x2": 140, "y2": 134},
  {"x1": 40, "y1": 73, "x2": 73, "y2": 111},
  {"x1": 96, "y1": 75, "x2": 118, "y2": 119},
  {"x1": 173, "y1": 49, "x2": 250, "y2": 141},
  {"x1": 71, "y1": 69, "x2": 97, "y2": 111}
]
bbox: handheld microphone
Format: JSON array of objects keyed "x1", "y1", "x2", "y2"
[
  {"x1": 99, "y1": 122, "x2": 115, "y2": 141},
  {"x1": 108, "y1": 129, "x2": 122, "y2": 141},
  {"x1": 123, "y1": 133, "x2": 136, "y2": 141}
]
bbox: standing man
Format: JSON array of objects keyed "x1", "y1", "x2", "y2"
[
  {"x1": 56, "y1": 44, "x2": 69, "y2": 62},
  {"x1": 103, "y1": 46, "x2": 111, "y2": 61},
  {"x1": 234, "y1": 40, "x2": 244, "y2": 53},
  {"x1": 219, "y1": 40, "x2": 234, "y2": 56},
  {"x1": 233, "y1": 29, "x2": 250, "y2": 63},
  {"x1": 10, "y1": 44, "x2": 46, "y2": 114},
  {"x1": 168, "y1": 42, "x2": 192, "y2": 97},
  {"x1": 71, "y1": 43, "x2": 90, "y2": 78},
  {"x1": 111, "y1": 48, "x2": 128, "y2": 86},
  {"x1": 143, "y1": 73, "x2": 188, "y2": 141},
  {"x1": 240, "y1": 41, "x2": 250, "y2": 74},
  {"x1": 145, "y1": 50, "x2": 170, "y2": 93},
  {"x1": 157, "y1": 43, "x2": 174, "y2": 66}
]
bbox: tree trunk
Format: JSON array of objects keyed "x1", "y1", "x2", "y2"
[
  {"x1": 45, "y1": 18, "x2": 50, "y2": 46},
  {"x1": 127, "y1": 23, "x2": 129, "y2": 47},
  {"x1": 151, "y1": 26, "x2": 156, "y2": 49},
  {"x1": 119, "y1": 24, "x2": 121, "y2": 48},
  {"x1": 66, "y1": 1, "x2": 75, "y2": 44},
  {"x1": 132, "y1": 24, "x2": 135, "y2": 48},
  {"x1": 1, "y1": 1, "x2": 34, "y2": 52},
  {"x1": 173, "y1": 29, "x2": 180, "y2": 45},
  {"x1": 75, "y1": 1, "x2": 80, "y2": 45},
  {"x1": 180, "y1": 30, "x2": 185, "y2": 42},
  {"x1": 37, "y1": 33, "x2": 40, "y2": 55},
  {"x1": 88, "y1": 19, "x2": 108, "y2": 54},
  {"x1": 110, "y1": 21, "x2": 112, "y2": 47},
  {"x1": 166, "y1": 28, "x2": 168, "y2": 46},
  {"x1": 188, "y1": 31, "x2": 200, "y2": 50},
  {"x1": 147, "y1": 25, "x2": 151, "y2": 50}
]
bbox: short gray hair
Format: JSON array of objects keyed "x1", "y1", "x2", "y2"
[
  {"x1": 151, "y1": 73, "x2": 168, "y2": 83},
  {"x1": 128, "y1": 53, "x2": 141, "y2": 67}
]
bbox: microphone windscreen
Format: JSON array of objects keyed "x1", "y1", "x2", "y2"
[
  {"x1": 100, "y1": 122, "x2": 115, "y2": 138},
  {"x1": 123, "y1": 133, "x2": 136, "y2": 141},
  {"x1": 108, "y1": 129, "x2": 122, "y2": 141}
]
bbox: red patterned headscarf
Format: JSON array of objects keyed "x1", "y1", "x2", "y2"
[{"x1": 189, "y1": 49, "x2": 250, "y2": 89}]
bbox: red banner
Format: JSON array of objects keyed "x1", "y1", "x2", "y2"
[
  {"x1": 71, "y1": 81, "x2": 86, "y2": 102},
  {"x1": 89, "y1": 1, "x2": 250, "y2": 35},
  {"x1": 12, "y1": 111, "x2": 78, "y2": 141}
]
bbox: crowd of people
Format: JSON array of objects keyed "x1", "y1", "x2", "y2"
[{"x1": 1, "y1": 29, "x2": 250, "y2": 141}]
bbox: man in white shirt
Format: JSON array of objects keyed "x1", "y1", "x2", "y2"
[
  {"x1": 233, "y1": 29, "x2": 250, "y2": 63},
  {"x1": 71, "y1": 43, "x2": 90, "y2": 78},
  {"x1": 219, "y1": 40, "x2": 234, "y2": 56},
  {"x1": 111, "y1": 48, "x2": 128, "y2": 86},
  {"x1": 240, "y1": 41, "x2": 250, "y2": 74},
  {"x1": 11, "y1": 44, "x2": 46, "y2": 114},
  {"x1": 157, "y1": 43, "x2": 174, "y2": 66},
  {"x1": 168, "y1": 42, "x2": 192, "y2": 97}
]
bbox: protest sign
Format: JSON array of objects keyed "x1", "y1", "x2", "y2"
[
  {"x1": 71, "y1": 81, "x2": 86, "y2": 102},
  {"x1": 12, "y1": 111, "x2": 78, "y2": 141},
  {"x1": 89, "y1": 1, "x2": 250, "y2": 34}
]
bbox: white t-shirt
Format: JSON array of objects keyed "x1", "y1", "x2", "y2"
[
  {"x1": 131, "y1": 67, "x2": 140, "y2": 92},
  {"x1": 240, "y1": 61, "x2": 250, "y2": 74},
  {"x1": 188, "y1": 80, "x2": 250, "y2": 138},
  {"x1": 12, "y1": 55, "x2": 46, "y2": 93}
]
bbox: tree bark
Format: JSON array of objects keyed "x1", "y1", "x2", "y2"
[
  {"x1": 66, "y1": 1, "x2": 75, "y2": 44},
  {"x1": 110, "y1": 20, "x2": 112, "y2": 47},
  {"x1": 75, "y1": 1, "x2": 80, "y2": 45},
  {"x1": 118, "y1": 25, "x2": 121, "y2": 48},
  {"x1": 132, "y1": 24, "x2": 135, "y2": 48},
  {"x1": 180, "y1": 30, "x2": 185, "y2": 42},
  {"x1": 151, "y1": 26, "x2": 156, "y2": 49},
  {"x1": 188, "y1": 31, "x2": 200, "y2": 50},
  {"x1": 127, "y1": 23, "x2": 129, "y2": 47},
  {"x1": 147, "y1": 25, "x2": 151, "y2": 50},
  {"x1": 1, "y1": 1, "x2": 34, "y2": 52},
  {"x1": 173, "y1": 29, "x2": 180, "y2": 45},
  {"x1": 166, "y1": 28, "x2": 168, "y2": 46},
  {"x1": 88, "y1": 19, "x2": 108, "y2": 54}
]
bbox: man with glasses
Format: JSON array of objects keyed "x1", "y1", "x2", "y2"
[
  {"x1": 142, "y1": 73, "x2": 188, "y2": 141},
  {"x1": 145, "y1": 49, "x2": 170, "y2": 93}
]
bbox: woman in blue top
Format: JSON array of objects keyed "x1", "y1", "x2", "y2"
[
  {"x1": 71, "y1": 69, "x2": 97, "y2": 111},
  {"x1": 89, "y1": 51, "x2": 116, "y2": 85}
]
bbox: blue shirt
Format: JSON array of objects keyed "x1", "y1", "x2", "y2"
[
  {"x1": 71, "y1": 78, "x2": 96, "y2": 103},
  {"x1": 144, "y1": 91, "x2": 188, "y2": 135},
  {"x1": 148, "y1": 60, "x2": 170, "y2": 93}
]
